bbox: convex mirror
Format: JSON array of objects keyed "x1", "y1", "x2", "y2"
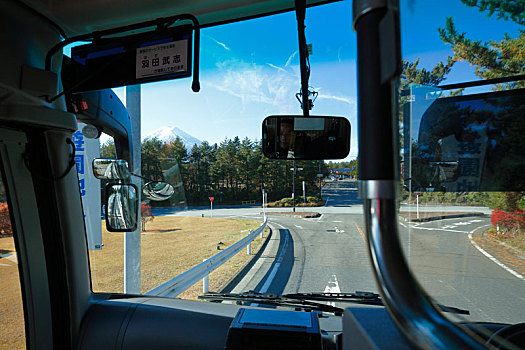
[
  {"x1": 262, "y1": 115, "x2": 350, "y2": 160},
  {"x1": 106, "y1": 184, "x2": 138, "y2": 232},
  {"x1": 143, "y1": 181, "x2": 176, "y2": 201}
]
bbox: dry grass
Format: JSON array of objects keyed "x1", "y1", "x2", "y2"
[
  {"x1": 0, "y1": 216, "x2": 266, "y2": 348},
  {"x1": 0, "y1": 236, "x2": 26, "y2": 349},
  {"x1": 89, "y1": 216, "x2": 266, "y2": 298}
]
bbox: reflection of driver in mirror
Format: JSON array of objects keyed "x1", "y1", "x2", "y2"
[
  {"x1": 279, "y1": 120, "x2": 295, "y2": 158},
  {"x1": 278, "y1": 118, "x2": 346, "y2": 159}
]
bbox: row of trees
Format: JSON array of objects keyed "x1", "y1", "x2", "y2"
[{"x1": 101, "y1": 136, "x2": 329, "y2": 206}]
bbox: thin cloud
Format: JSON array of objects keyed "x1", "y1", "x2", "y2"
[
  {"x1": 208, "y1": 36, "x2": 231, "y2": 51},
  {"x1": 285, "y1": 50, "x2": 298, "y2": 67},
  {"x1": 317, "y1": 94, "x2": 355, "y2": 105},
  {"x1": 206, "y1": 62, "x2": 300, "y2": 114},
  {"x1": 267, "y1": 63, "x2": 294, "y2": 76}
]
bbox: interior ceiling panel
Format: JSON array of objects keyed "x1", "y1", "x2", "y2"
[{"x1": 20, "y1": 0, "x2": 339, "y2": 37}]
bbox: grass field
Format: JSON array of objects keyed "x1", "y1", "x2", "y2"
[
  {"x1": 90, "y1": 216, "x2": 266, "y2": 299},
  {"x1": 0, "y1": 216, "x2": 266, "y2": 349},
  {"x1": 0, "y1": 236, "x2": 25, "y2": 349}
]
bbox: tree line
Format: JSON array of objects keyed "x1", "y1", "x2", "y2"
[{"x1": 101, "y1": 137, "x2": 328, "y2": 206}]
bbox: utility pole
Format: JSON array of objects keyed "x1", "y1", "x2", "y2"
[
  {"x1": 292, "y1": 160, "x2": 296, "y2": 212},
  {"x1": 290, "y1": 161, "x2": 304, "y2": 212}
]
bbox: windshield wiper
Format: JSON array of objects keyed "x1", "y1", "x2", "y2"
[
  {"x1": 283, "y1": 291, "x2": 382, "y2": 305},
  {"x1": 284, "y1": 292, "x2": 469, "y2": 315},
  {"x1": 199, "y1": 291, "x2": 470, "y2": 316},
  {"x1": 199, "y1": 291, "x2": 345, "y2": 315}
]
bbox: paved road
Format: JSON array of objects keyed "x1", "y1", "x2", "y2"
[
  {"x1": 398, "y1": 216, "x2": 524, "y2": 324},
  {"x1": 160, "y1": 179, "x2": 524, "y2": 325}
]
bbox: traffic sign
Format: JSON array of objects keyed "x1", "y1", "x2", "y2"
[
  {"x1": 414, "y1": 192, "x2": 422, "y2": 196},
  {"x1": 209, "y1": 196, "x2": 215, "y2": 202}
]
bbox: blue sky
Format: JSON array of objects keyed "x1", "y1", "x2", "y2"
[{"x1": 104, "y1": 0, "x2": 522, "y2": 160}]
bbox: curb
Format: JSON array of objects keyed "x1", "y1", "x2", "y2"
[
  {"x1": 401, "y1": 213, "x2": 488, "y2": 223},
  {"x1": 262, "y1": 212, "x2": 321, "y2": 218},
  {"x1": 218, "y1": 226, "x2": 273, "y2": 293}
]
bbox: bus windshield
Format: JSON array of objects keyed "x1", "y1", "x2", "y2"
[{"x1": 81, "y1": 0, "x2": 523, "y2": 333}]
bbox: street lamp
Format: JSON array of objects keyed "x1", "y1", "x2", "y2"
[{"x1": 290, "y1": 160, "x2": 303, "y2": 212}]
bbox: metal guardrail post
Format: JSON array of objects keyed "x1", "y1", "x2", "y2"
[
  {"x1": 202, "y1": 259, "x2": 209, "y2": 293},
  {"x1": 247, "y1": 229, "x2": 253, "y2": 254}
]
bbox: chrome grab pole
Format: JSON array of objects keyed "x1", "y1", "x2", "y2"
[
  {"x1": 353, "y1": 0, "x2": 486, "y2": 346},
  {"x1": 360, "y1": 180, "x2": 485, "y2": 348}
]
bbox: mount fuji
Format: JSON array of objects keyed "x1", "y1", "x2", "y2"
[{"x1": 143, "y1": 126, "x2": 202, "y2": 150}]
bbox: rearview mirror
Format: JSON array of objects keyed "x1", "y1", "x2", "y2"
[
  {"x1": 106, "y1": 184, "x2": 138, "y2": 232},
  {"x1": 262, "y1": 115, "x2": 350, "y2": 160},
  {"x1": 143, "y1": 181, "x2": 175, "y2": 201},
  {"x1": 405, "y1": 87, "x2": 525, "y2": 192}
]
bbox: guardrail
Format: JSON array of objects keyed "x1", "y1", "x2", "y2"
[{"x1": 146, "y1": 217, "x2": 268, "y2": 297}]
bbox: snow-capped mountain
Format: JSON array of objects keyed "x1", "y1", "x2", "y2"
[{"x1": 143, "y1": 126, "x2": 202, "y2": 150}]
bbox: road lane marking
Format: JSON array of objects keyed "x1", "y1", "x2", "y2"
[
  {"x1": 468, "y1": 225, "x2": 524, "y2": 281},
  {"x1": 324, "y1": 274, "x2": 341, "y2": 306},
  {"x1": 258, "y1": 230, "x2": 290, "y2": 293},
  {"x1": 294, "y1": 225, "x2": 303, "y2": 229},
  {"x1": 324, "y1": 274, "x2": 341, "y2": 293},
  {"x1": 332, "y1": 221, "x2": 343, "y2": 223},
  {"x1": 354, "y1": 222, "x2": 366, "y2": 241},
  {"x1": 409, "y1": 226, "x2": 469, "y2": 233}
]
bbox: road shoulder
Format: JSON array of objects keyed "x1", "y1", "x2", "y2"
[{"x1": 470, "y1": 231, "x2": 525, "y2": 279}]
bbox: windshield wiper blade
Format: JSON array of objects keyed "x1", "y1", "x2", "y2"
[
  {"x1": 283, "y1": 292, "x2": 469, "y2": 315},
  {"x1": 283, "y1": 291, "x2": 382, "y2": 305},
  {"x1": 199, "y1": 291, "x2": 345, "y2": 315},
  {"x1": 199, "y1": 291, "x2": 470, "y2": 316}
]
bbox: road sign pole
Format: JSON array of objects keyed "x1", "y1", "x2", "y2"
[
  {"x1": 416, "y1": 194, "x2": 419, "y2": 219},
  {"x1": 209, "y1": 196, "x2": 215, "y2": 218},
  {"x1": 303, "y1": 181, "x2": 306, "y2": 204},
  {"x1": 262, "y1": 189, "x2": 266, "y2": 221},
  {"x1": 292, "y1": 160, "x2": 296, "y2": 212}
]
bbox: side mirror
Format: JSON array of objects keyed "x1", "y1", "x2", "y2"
[
  {"x1": 105, "y1": 184, "x2": 138, "y2": 232},
  {"x1": 93, "y1": 158, "x2": 175, "y2": 201},
  {"x1": 143, "y1": 181, "x2": 175, "y2": 201},
  {"x1": 262, "y1": 115, "x2": 350, "y2": 160},
  {"x1": 92, "y1": 159, "x2": 131, "y2": 180}
]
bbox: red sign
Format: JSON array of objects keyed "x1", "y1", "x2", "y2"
[
  {"x1": 414, "y1": 192, "x2": 422, "y2": 196},
  {"x1": 209, "y1": 197, "x2": 215, "y2": 202}
]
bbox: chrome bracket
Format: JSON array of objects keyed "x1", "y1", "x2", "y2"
[{"x1": 359, "y1": 180, "x2": 398, "y2": 199}]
